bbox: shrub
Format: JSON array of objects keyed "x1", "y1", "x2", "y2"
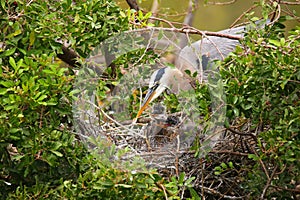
[{"x1": 220, "y1": 20, "x2": 300, "y2": 198}]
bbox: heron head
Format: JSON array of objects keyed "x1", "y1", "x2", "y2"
[
  {"x1": 135, "y1": 68, "x2": 169, "y2": 119},
  {"x1": 135, "y1": 67, "x2": 184, "y2": 119}
]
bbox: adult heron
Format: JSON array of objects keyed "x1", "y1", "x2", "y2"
[{"x1": 135, "y1": 20, "x2": 268, "y2": 119}]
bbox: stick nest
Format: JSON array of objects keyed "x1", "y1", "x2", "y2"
[{"x1": 76, "y1": 110, "x2": 260, "y2": 199}]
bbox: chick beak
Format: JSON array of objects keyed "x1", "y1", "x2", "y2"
[{"x1": 135, "y1": 85, "x2": 158, "y2": 120}]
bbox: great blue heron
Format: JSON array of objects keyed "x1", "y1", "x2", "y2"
[{"x1": 135, "y1": 20, "x2": 268, "y2": 119}]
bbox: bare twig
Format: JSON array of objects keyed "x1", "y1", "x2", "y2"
[
  {"x1": 281, "y1": 1, "x2": 300, "y2": 5},
  {"x1": 270, "y1": 185, "x2": 300, "y2": 193},
  {"x1": 156, "y1": 183, "x2": 168, "y2": 200},
  {"x1": 57, "y1": 45, "x2": 80, "y2": 68},
  {"x1": 211, "y1": 150, "x2": 249, "y2": 156},
  {"x1": 149, "y1": 16, "x2": 176, "y2": 28},
  {"x1": 26, "y1": 0, "x2": 34, "y2": 6},
  {"x1": 260, "y1": 165, "x2": 278, "y2": 199},
  {"x1": 230, "y1": 4, "x2": 259, "y2": 28},
  {"x1": 126, "y1": 26, "x2": 243, "y2": 40},
  {"x1": 207, "y1": 0, "x2": 237, "y2": 5},
  {"x1": 198, "y1": 185, "x2": 246, "y2": 199},
  {"x1": 269, "y1": 1, "x2": 281, "y2": 25},
  {"x1": 250, "y1": 146, "x2": 270, "y2": 180},
  {"x1": 227, "y1": 127, "x2": 257, "y2": 139}
]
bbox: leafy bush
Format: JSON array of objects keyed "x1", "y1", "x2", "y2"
[
  {"x1": 0, "y1": 0, "x2": 173, "y2": 199},
  {"x1": 221, "y1": 20, "x2": 300, "y2": 198}
]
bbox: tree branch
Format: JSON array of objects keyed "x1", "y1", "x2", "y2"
[
  {"x1": 57, "y1": 45, "x2": 80, "y2": 68},
  {"x1": 281, "y1": 1, "x2": 300, "y2": 5},
  {"x1": 126, "y1": 0, "x2": 140, "y2": 11},
  {"x1": 260, "y1": 165, "x2": 278, "y2": 199}
]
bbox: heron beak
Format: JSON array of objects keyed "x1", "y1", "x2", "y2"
[{"x1": 135, "y1": 85, "x2": 158, "y2": 119}]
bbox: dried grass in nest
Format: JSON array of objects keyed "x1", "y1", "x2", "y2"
[{"x1": 76, "y1": 108, "x2": 260, "y2": 198}]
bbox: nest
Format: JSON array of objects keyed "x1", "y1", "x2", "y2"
[{"x1": 75, "y1": 104, "x2": 260, "y2": 199}]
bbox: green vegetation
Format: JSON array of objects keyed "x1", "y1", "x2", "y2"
[
  {"x1": 220, "y1": 18, "x2": 300, "y2": 198},
  {"x1": 0, "y1": 0, "x2": 299, "y2": 199}
]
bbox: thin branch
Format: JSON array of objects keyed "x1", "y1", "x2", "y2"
[
  {"x1": 127, "y1": 26, "x2": 243, "y2": 40},
  {"x1": 156, "y1": 183, "x2": 169, "y2": 200},
  {"x1": 207, "y1": 0, "x2": 237, "y2": 5},
  {"x1": 281, "y1": 1, "x2": 300, "y2": 5},
  {"x1": 227, "y1": 127, "x2": 257, "y2": 139},
  {"x1": 250, "y1": 146, "x2": 270, "y2": 180},
  {"x1": 269, "y1": 1, "x2": 281, "y2": 25},
  {"x1": 57, "y1": 45, "x2": 80, "y2": 68},
  {"x1": 230, "y1": 4, "x2": 259, "y2": 28},
  {"x1": 260, "y1": 165, "x2": 278, "y2": 199},
  {"x1": 26, "y1": 0, "x2": 34, "y2": 7},
  {"x1": 198, "y1": 185, "x2": 246, "y2": 199},
  {"x1": 211, "y1": 150, "x2": 249, "y2": 156},
  {"x1": 148, "y1": 16, "x2": 176, "y2": 28},
  {"x1": 270, "y1": 185, "x2": 300, "y2": 193}
]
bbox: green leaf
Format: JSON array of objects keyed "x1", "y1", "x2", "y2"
[
  {"x1": 115, "y1": 184, "x2": 133, "y2": 188},
  {"x1": 214, "y1": 171, "x2": 221, "y2": 175},
  {"x1": 12, "y1": 154, "x2": 25, "y2": 161},
  {"x1": 269, "y1": 39, "x2": 280, "y2": 47},
  {"x1": 10, "y1": 128, "x2": 21, "y2": 133},
  {"x1": 185, "y1": 177, "x2": 195, "y2": 186},
  {"x1": 243, "y1": 104, "x2": 252, "y2": 110},
  {"x1": 7, "y1": 29, "x2": 22, "y2": 38},
  {"x1": 188, "y1": 187, "x2": 201, "y2": 200},
  {"x1": 37, "y1": 94, "x2": 47, "y2": 102},
  {"x1": 179, "y1": 172, "x2": 185, "y2": 184},
  {"x1": 220, "y1": 162, "x2": 227, "y2": 169},
  {"x1": 1, "y1": 0, "x2": 5, "y2": 9},
  {"x1": 9, "y1": 57, "x2": 17, "y2": 71},
  {"x1": 248, "y1": 154, "x2": 259, "y2": 161},
  {"x1": 144, "y1": 12, "x2": 152, "y2": 19},
  {"x1": 0, "y1": 88, "x2": 7, "y2": 95},
  {"x1": 45, "y1": 100, "x2": 57, "y2": 106},
  {"x1": 50, "y1": 150, "x2": 63, "y2": 157},
  {"x1": 29, "y1": 31, "x2": 36, "y2": 46},
  {"x1": 92, "y1": 185, "x2": 106, "y2": 190},
  {"x1": 4, "y1": 47, "x2": 16, "y2": 56},
  {"x1": 2, "y1": 79, "x2": 15, "y2": 87},
  {"x1": 51, "y1": 142, "x2": 62, "y2": 151},
  {"x1": 228, "y1": 161, "x2": 234, "y2": 168},
  {"x1": 98, "y1": 180, "x2": 114, "y2": 187},
  {"x1": 280, "y1": 38, "x2": 285, "y2": 46},
  {"x1": 233, "y1": 107, "x2": 239, "y2": 116},
  {"x1": 74, "y1": 13, "x2": 80, "y2": 23}
]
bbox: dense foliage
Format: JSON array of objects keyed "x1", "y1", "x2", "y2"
[
  {"x1": 220, "y1": 20, "x2": 300, "y2": 198},
  {"x1": 0, "y1": 0, "x2": 171, "y2": 199}
]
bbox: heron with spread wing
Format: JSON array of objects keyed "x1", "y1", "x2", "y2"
[{"x1": 135, "y1": 21, "x2": 268, "y2": 120}]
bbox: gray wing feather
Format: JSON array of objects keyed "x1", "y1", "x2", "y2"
[
  {"x1": 177, "y1": 20, "x2": 269, "y2": 74},
  {"x1": 176, "y1": 25, "x2": 245, "y2": 73}
]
